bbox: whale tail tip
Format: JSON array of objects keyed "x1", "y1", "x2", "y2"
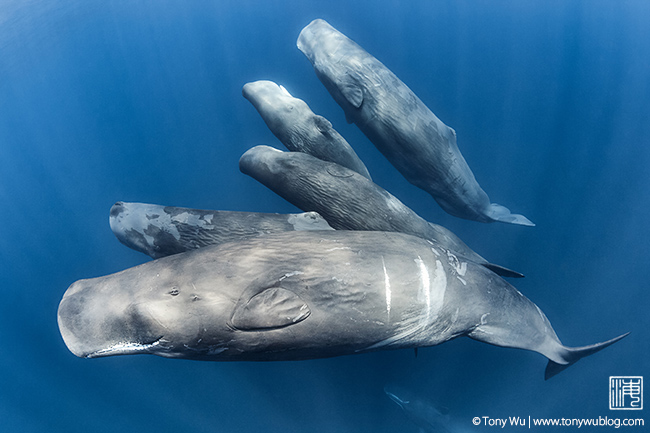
[
  {"x1": 544, "y1": 332, "x2": 630, "y2": 380},
  {"x1": 487, "y1": 203, "x2": 535, "y2": 226}
]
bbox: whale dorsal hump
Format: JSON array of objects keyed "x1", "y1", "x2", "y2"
[
  {"x1": 231, "y1": 287, "x2": 311, "y2": 331},
  {"x1": 339, "y1": 73, "x2": 364, "y2": 109}
]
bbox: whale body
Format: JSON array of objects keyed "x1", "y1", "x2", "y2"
[
  {"x1": 240, "y1": 145, "x2": 523, "y2": 278},
  {"x1": 242, "y1": 80, "x2": 371, "y2": 179},
  {"x1": 109, "y1": 201, "x2": 332, "y2": 259},
  {"x1": 58, "y1": 231, "x2": 626, "y2": 379},
  {"x1": 384, "y1": 386, "x2": 453, "y2": 433},
  {"x1": 297, "y1": 19, "x2": 533, "y2": 226}
]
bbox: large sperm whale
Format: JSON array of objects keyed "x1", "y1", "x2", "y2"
[
  {"x1": 297, "y1": 19, "x2": 533, "y2": 226},
  {"x1": 242, "y1": 80, "x2": 371, "y2": 179},
  {"x1": 239, "y1": 145, "x2": 523, "y2": 278},
  {"x1": 57, "y1": 231, "x2": 627, "y2": 379},
  {"x1": 109, "y1": 201, "x2": 332, "y2": 259}
]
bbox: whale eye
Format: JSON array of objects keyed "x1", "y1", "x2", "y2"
[{"x1": 168, "y1": 287, "x2": 179, "y2": 296}]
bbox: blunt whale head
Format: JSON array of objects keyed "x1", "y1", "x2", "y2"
[
  {"x1": 239, "y1": 145, "x2": 288, "y2": 187},
  {"x1": 242, "y1": 80, "x2": 372, "y2": 179},
  {"x1": 297, "y1": 19, "x2": 365, "y2": 115},
  {"x1": 297, "y1": 19, "x2": 349, "y2": 68},
  {"x1": 109, "y1": 201, "x2": 187, "y2": 259},
  {"x1": 58, "y1": 276, "x2": 166, "y2": 358},
  {"x1": 57, "y1": 251, "x2": 235, "y2": 359},
  {"x1": 242, "y1": 80, "x2": 305, "y2": 133}
]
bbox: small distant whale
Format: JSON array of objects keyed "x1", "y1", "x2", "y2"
[
  {"x1": 239, "y1": 145, "x2": 523, "y2": 278},
  {"x1": 384, "y1": 386, "x2": 452, "y2": 433},
  {"x1": 57, "y1": 230, "x2": 627, "y2": 380},
  {"x1": 297, "y1": 19, "x2": 533, "y2": 226},
  {"x1": 242, "y1": 80, "x2": 372, "y2": 179},
  {"x1": 109, "y1": 201, "x2": 333, "y2": 259}
]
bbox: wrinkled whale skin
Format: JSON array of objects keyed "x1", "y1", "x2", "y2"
[
  {"x1": 109, "y1": 201, "x2": 333, "y2": 259},
  {"x1": 239, "y1": 145, "x2": 523, "y2": 278},
  {"x1": 242, "y1": 80, "x2": 371, "y2": 179},
  {"x1": 297, "y1": 19, "x2": 533, "y2": 226},
  {"x1": 58, "y1": 231, "x2": 626, "y2": 379}
]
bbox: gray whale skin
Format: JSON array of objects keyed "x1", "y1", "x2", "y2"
[
  {"x1": 297, "y1": 19, "x2": 533, "y2": 226},
  {"x1": 109, "y1": 201, "x2": 332, "y2": 259},
  {"x1": 240, "y1": 145, "x2": 523, "y2": 278},
  {"x1": 242, "y1": 80, "x2": 371, "y2": 179},
  {"x1": 58, "y1": 231, "x2": 626, "y2": 379}
]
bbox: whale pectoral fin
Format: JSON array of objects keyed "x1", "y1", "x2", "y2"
[
  {"x1": 231, "y1": 287, "x2": 311, "y2": 331},
  {"x1": 482, "y1": 263, "x2": 525, "y2": 278},
  {"x1": 339, "y1": 73, "x2": 364, "y2": 109},
  {"x1": 486, "y1": 203, "x2": 535, "y2": 226},
  {"x1": 314, "y1": 115, "x2": 333, "y2": 135}
]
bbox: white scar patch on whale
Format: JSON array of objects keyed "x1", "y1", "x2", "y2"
[
  {"x1": 171, "y1": 212, "x2": 216, "y2": 230},
  {"x1": 415, "y1": 256, "x2": 447, "y2": 323},
  {"x1": 279, "y1": 271, "x2": 304, "y2": 281},
  {"x1": 362, "y1": 257, "x2": 443, "y2": 351},
  {"x1": 326, "y1": 246, "x2": 352, "y2": 252},
  {"x1": 287, "y1": 212, "x2": 334, "y2": 231},
  {"x1": 429, "y1": 259, "x2": 447, "y2": 321},
  {"x1": 415, "y1": 256, "x2": 431, "y2": 319},
  {"x1": 112, "y1": 203, "x2": 181, "y2": 244},
  {"x1": 446, "y1": 250, "x2": 467, "y2": 276},
  {"x1": 381, "y1": 256, "x2": 392, "y2": 318},
  {"x1": 86, "y1": 339, "x2": 161, "y2": 358}
]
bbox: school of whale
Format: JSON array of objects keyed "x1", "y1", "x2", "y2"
[{"x1": 57, "y1": 18, "x2": 627, "y2": 380}]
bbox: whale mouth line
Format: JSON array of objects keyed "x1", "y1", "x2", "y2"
[{"x1": 85, "y1": 337, "x2": 164, "y2": 359}]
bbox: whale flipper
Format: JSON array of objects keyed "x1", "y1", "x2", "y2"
[
  {"x1": 231, "y1": 287, "x2": 311, "y2": 331},
  {"x1": 339, "y1": 73, "x2": 364, "y2": 108},
  {"x1": 544, "y1": 332, "x2": 630, "y2": 380},
  {"x1": 482, "y1": 263, "x2": 525, "y2": 279},
  {"x1": 486, "y1": 203, "x2": 535, "y2": 226}
]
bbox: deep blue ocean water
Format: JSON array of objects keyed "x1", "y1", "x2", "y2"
[{"x1": 1, "y1": 1, "x2": 648, "y2": 432}]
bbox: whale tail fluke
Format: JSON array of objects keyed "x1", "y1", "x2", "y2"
[
  {"x1": 487, "y1": 203, "x2": 535, "y2": 226},
  {"x1": 544, "y1": 332, "x2": 630, "y2": 380}
]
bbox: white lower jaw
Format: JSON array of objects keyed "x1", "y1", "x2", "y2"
[{"x1": 85, "y1": 338, "x2": 162, "y2": 358}]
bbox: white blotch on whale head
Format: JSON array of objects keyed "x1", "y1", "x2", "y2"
[
  {"x1": 287, "y1": 212, "x2": 334, "y2": 231},
  {"x1": 110, "y1": 203, "x2": 181, "y2": 247},
  {"x1": 86, "y1": 339, "x2": 162, "y2": 358}
]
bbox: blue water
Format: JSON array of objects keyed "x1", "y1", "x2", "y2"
[{"x1": 1, "y1": 1, "x2": 648, "y2": 432}]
